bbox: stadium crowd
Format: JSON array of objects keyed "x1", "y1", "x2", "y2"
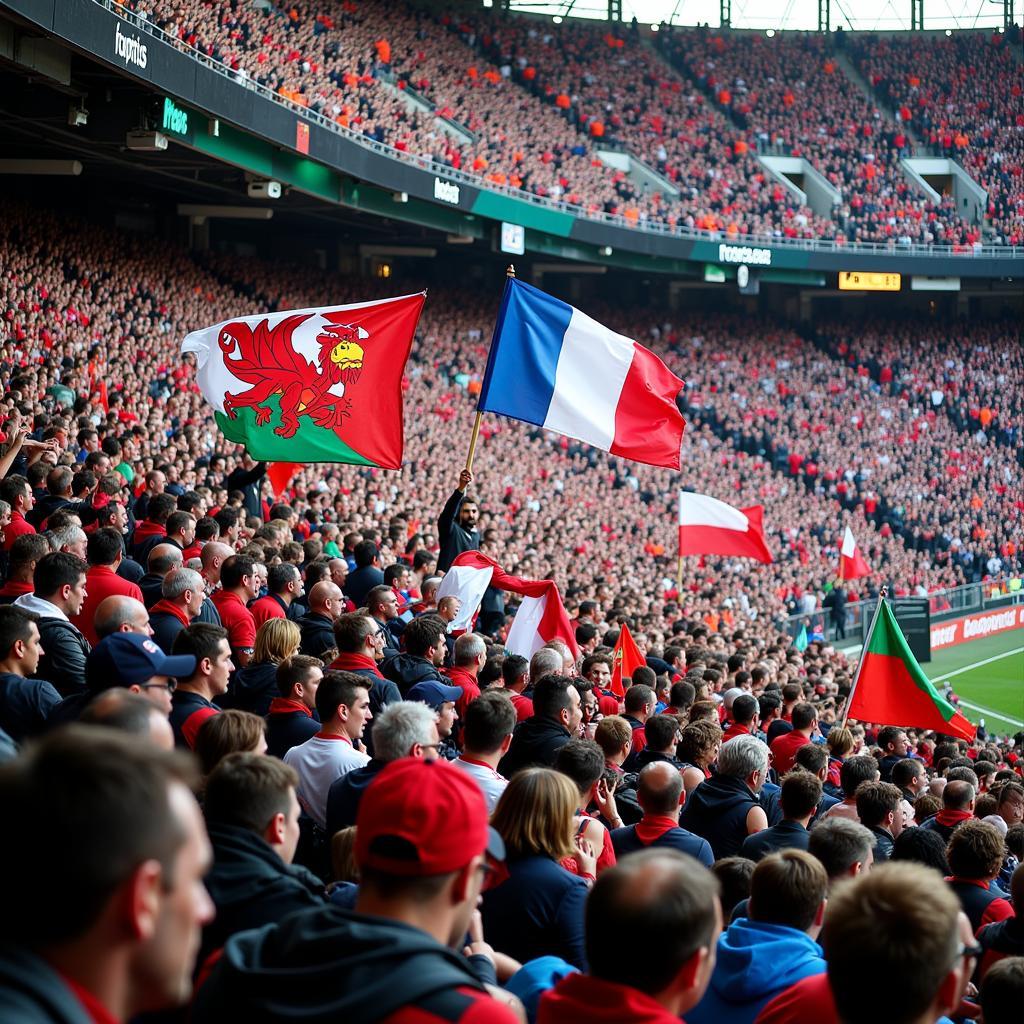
[
  {"x1": 1, "y1": 181, "x2": 1024, "y2": 1020},
  {"x1": 850, "y1": 31, "x2": 1024, "y2": 246},
  {"x1": 114, "y1": 1, "x2": 1020, "y2": 245}
]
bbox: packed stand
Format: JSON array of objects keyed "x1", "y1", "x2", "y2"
[
  {"x1": 659, "y1": 28, "x2": 980, "y2": 245},
  {"x1": 3, "y1": 198, "x2": 1024, "y2": 1022},
  {"x1": 452, "y1": 12, "x2": 830, "y2": 238},
  {"x1": 850, "y1": 30, "x2": 1024, "y2": 245}
]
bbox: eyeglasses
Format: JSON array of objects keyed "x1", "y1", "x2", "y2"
[
  {"x1": 951, "y1": 940, "x2": 983, "y2": 970},
  {"x1": 140, "y1": 680, "x2": 177, "y2": 693}
]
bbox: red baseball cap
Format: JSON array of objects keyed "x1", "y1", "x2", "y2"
[{"x1": 356, "y1": 757, "x2": 505, "y2": 877}]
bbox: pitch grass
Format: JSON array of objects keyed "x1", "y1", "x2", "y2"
[{"x1": 925, "y1": 630, "x2": 1024, "y2": 737}]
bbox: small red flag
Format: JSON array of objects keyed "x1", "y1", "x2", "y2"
[
  {"x1": 610, "y1": 621, "x2": 646, "y2": 698},
  {"x1": 267, "y1": 462, "x2": 301, "y2": 498}
]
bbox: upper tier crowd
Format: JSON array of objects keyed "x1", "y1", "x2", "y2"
[
  {"x1": 1, "y1": 188, "x2": 1023, "y2": 1022},
  {"x1": 116, "y1": 1, "x2": 1022, "y2": 245}
]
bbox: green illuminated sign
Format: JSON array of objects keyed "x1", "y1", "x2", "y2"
[{"x1": 161, "y1": 96, "x2": 189, "y2": 137}]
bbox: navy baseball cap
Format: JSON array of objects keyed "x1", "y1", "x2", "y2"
[
  {"x1": 406, "y1": 680, "x2": 462, "y2": 710},
  {"x1": 86, "y1": 633, "x2": 197, "y2": 692}
]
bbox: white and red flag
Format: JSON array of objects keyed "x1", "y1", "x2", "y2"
[
  {"x1": 677, "y1": 491, "x2": 773, "y2": 564},
  {"x1": 840, "y1": 526, "x2": 872, "y2": 580},
  {"x1": 436, "y1": 551, "x2": 579, "y2": 660}
]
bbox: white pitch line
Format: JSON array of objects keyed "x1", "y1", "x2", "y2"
[
  {"x1": 955, "y1": 699, "x2": 1024, "y2": 730},
  {"x1": 930, "y1": 646, "x2": 1024, "y2": 683}
]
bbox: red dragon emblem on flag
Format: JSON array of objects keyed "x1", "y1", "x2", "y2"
[{"x1": 218, "y1": 311, "x2": 367, "y2": 440}]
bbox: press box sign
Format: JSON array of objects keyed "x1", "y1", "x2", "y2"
[
  {"x1": 718, "y1": 243, "x2": 772, "y2": 267},
  {"x1": 433, "y1": 178, "x2": 461, "y2": 205}
]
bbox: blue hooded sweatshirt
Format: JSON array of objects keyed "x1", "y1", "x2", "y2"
[{"x1": 685, "y1": 918, "x2": 825, "y2": 1024}]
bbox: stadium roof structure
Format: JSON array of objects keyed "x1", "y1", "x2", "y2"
[{"x1": 494, "y1": 0, "x2": 1018, "y2": 32}]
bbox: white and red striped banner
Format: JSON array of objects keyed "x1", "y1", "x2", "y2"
[{"x1": 677, "y1": 491, "x2": 773, "y2": 564}]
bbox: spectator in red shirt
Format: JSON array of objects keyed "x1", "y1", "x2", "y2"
[
  {"x1": 72, "y1": 528, "x2": 145, "y2": 647},
  {"x1": 211, "y1": 555, "x2": 258, "y2": 668},
  {"x1": 0, "y1": 475, "x2": 36, "y2": 553},
  {"x1": 250, "y1": 563, "x2": 304, "y2": 628},
  {"x1": 444, "y1": 632, "x2": 486, "y2": 719},
  {"x1": 771, "y1": 702, "x2": 818, "y2": 775},
  {"x1": 502, "y1": 653, "x2": 533, "y2": 721}
]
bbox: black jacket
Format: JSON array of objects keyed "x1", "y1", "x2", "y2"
[
  {"x1": 192, "y1": 905, "x2": 494, "y2": 1024},
  {"x1": 36, "y1": 619, "x2": 90, "y2": 697},
  {"x1": 138, "y1": 572, "x2": 165, "y2": 609},
  {"x1": 498, "y1": 716, "x2": 572, "y2": 778},
  {"x1": 437, "y1": 490, "x2": 480, "y2": 573},
  {"x1": 0, "y1": 673, "x2": 61, "y2": 743},
  {"x1": 222, "y1": 661, "x2": 279, "y2": 717},
  {"x1": 325, "y1": 759, "x2": 386, "y2": 837},
  {"x1": 298, "y1": 613, "x2": 335, "y2": 659},
  {"x1": 199, "y1": 823, "x2": 325, "y2": 970},
  {"x1": 869, "y1": 825, "x2": 895, "y2": 862},
  {"x1": 265, "y1": 707, "x2": 320, "y2": 759},
  {"x1": 226, "y1": 461, "x2": 266, "y2": 519},
  {"x1": 381, "y1": 653, "x2": 445, "y2": 696},
  {"x1": 679, "y1": 773, "x2": 760, "y2": 859},
  {"x1": 0, "y1": 945, "x2": 93, "y2": 1024},
  {"x1": 149, "y1": 609, "x2": 189, "y2": 656},
  {"x1": 738, "y1": 819, "x2": 811, "y2": 862}
]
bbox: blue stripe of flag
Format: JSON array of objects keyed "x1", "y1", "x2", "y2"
[{"x1": 477, "y1": 278, "x2": 572, "y2": 426}]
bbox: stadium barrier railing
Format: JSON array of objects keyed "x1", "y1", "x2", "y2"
[{"x1": 101, "y1": 1, "x2": 1023, "y2": 262}]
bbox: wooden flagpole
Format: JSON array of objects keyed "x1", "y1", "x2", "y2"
[
  {"x1": 838, "y1": 584, "x2": 887, "y2": 730},
  {"x1": 465, "y1": 264, "x2": 516, "y2": 474}
]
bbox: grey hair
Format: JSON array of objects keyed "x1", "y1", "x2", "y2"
[
  {"x1": 529, "y1": 646, "x2": 562, "y2": 683},
  {"x1": 371, "y1": 702, "x2": 438, "y2": 763},
  {"x1": 454, "y1": 632, "x2": 486, "y2": 666},
  {"x1": 52, "y1": 525, "x2": 86, "y2": 551},
  {"x1": 148, "y1": 547, "x2": 183, "y2": 574},
  {"x1": 717, "y1": 734, "x2": 770, "y2": 780},
  {"x1": 808, "y1": 818, "x2": 876, "y2": 879},
  {"x1": 162, "y1": 567, "x2": 204, "y2": 601}
]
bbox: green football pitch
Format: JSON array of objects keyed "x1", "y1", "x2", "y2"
[{"x1": 924, "y1": 630, "x2": 1024, "y2": 737}]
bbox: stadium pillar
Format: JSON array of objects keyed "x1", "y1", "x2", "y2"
[
  {"x1": 910, "y1": 0, "x2": 924, "y2": 30},
  {"x1": 817, "y1": 0, "x2": 830, "y2": 32},
  {"x1": 608, "y1": 0, "x2": 622, "y2": 20},
  {"x1": 720, "y1": 0, "x2": 731, "y2": 28},
  {"x1": 1003, "y1": 0, "x2": 1014, "y2": 29}
]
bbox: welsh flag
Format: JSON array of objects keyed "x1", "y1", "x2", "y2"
[
  {"x1": 182, "y1": 293, "x2": 425, "y2": 469},
  {"x1": 846, "y1": 599, "x2": 976, "y2": 741},
  {"x1": 610, "y1": 621, "x2": 646, "y2": 698}
]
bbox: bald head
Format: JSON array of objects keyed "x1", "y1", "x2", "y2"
[
  {"x1": 585, "y1": 849, "x2": 722, "y2": 1011},
  {"x1": 200, "y1": 542, "x2": 233, "y2": 582},
  {"x1": 147, "y1": 544, "x2": 183, "y2": 575},
  {"x1": 943, "y1": 779, "x2": 976, "y2": 811},
  {"x1": 309, "y1": 580, "x2": 343, "y2": 618},
  {"x1": 94, "y1": 596, "x2": 151, "y2": 640},
  {"x1": 638, "y1": 761, "x2": 685, "y2": 817}
]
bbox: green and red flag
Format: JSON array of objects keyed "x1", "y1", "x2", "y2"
[
  {"x1": 610, "y1": 621, "x2": 646, "y2": 699},
  {"x1": 182, "y1": 293, "x2": 425, "y2": 469},
  {"x1": 846, "y1": 599, "x2": 976, "y2": 741}
]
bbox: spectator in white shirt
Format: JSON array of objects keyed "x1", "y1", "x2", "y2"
[
  {"x1": 283, "y1": 671, "x2": 372, "y2": 829},
  {"x1": 453, "y1": 689, "x2": 516, "y2": 813}
]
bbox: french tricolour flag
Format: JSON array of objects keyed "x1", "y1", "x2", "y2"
[
  {"x1": 678, "y1": 491, "x2": 774, "y2": 564},
  {"x1": 478, "y1": 279, "x2": 686, "y2": 469}
]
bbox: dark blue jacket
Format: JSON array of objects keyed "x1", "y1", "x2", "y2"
[
  {"x1": 223, "y1": 661, "x2": 279, "y2": 717},
  {"x1": 381, "y1": 653, "x2": 445, "y2": 696},
  {"x1": 265, "y1": 707, "x2": 319, "y2": 759},
  {"x1": 0, "y1": 945, "x2": 93, "y2": 1023},
  {"x1": 0, "y1": 673, "x2": 61, "y2": 743},
  {"x1": 680, "y1": 773, "x2": 760, "y2": 859},
  {"x1": 611, "y1": 822, "x2": 714, "y2": 866},
  {"x1": 343, "y1": 565, "x2": 385, "y2": 608},
  {"x1": 498, "y1": 717, "x2": 573, "y2": 778},
  {"x1": 739, "y1": 820, "x2": 811, "y2": 861},
  {"x1": 149, "y1": 609, "x2": 188, "y2": 656},
  {"x1": 325, "y1": 759, "x2": 386, "y2": 836},
  {"x1": 199, "y1": 822, "x2": 325, "y2": 970},
  {"x1": 481, "y1": 855, "x2": 588, "y2": 970}
]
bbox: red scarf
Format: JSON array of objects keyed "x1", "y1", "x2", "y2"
[
  {"x1": 634, "y1": 815, "x2": 680, "y2": 845},
  {"x1": 329, "y1": 652, "x2": 383, "y2": 678},
  {"x1": 268, "y1": 697, "x2": 312, "y2": 718},
  {"x1": 149, "y1": 599, "x2": 190, "y2": 627},
  {"x1": 936, "y1": 808, "x2": 973, "y2": 828}
]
